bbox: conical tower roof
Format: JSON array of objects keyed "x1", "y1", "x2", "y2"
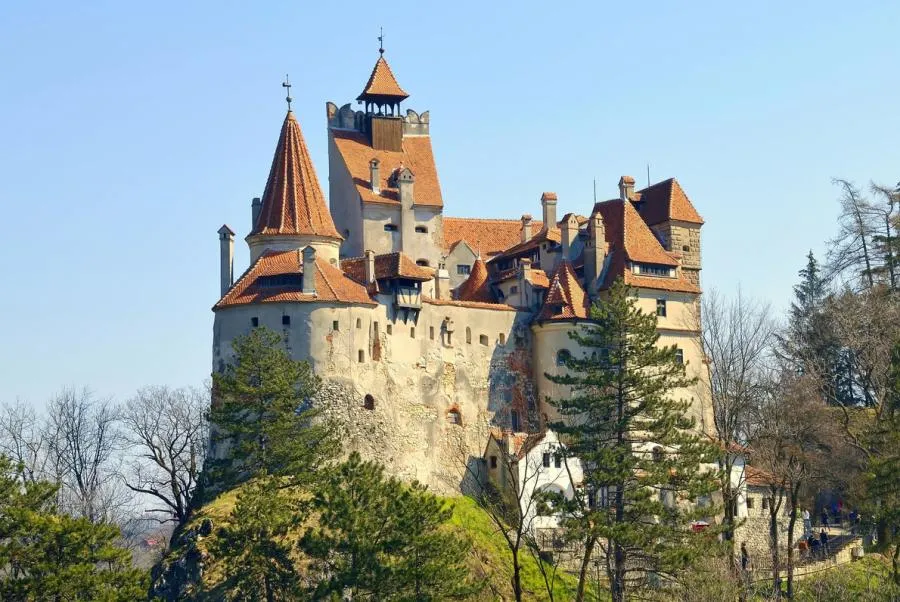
[
  {"x1": 250, "y1": 111, "x2": 341, "y2": 240},
  {"x1": 537, "y1": 261, "x2": 589, "y2": 321},
  {"x1": 456, "y1": 257, "x2": 495, "y2": 303},
  {"x1": 357, "y1": 55, "x2": 409, "y2": 102}
]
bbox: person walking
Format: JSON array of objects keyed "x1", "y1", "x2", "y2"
[
  {"x1": 821, "y1": 508, "x2": 828, "y2": 529},
  {"x1": 820, "y1": 528, "x2": 829, "y2": 557},
  {"x1": 741, "y1": 542, "x2": 750, "y2": 572},
  {"x1": 802, "y1": 508, "x2": 812, "y2": 537}
]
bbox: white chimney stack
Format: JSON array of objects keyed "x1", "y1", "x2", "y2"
[
  {"x1": 560, "y1": 213, "x2": 579, "y2": 260},
  {"x1": 302, "y1": 246, "x2": 317, "y2": 296},
  {"x1": 364, "y1": 249, "x2": 376, "y2": 284},
  {"x1": 520, "y1": 214, "x2": 533, "y2": 242},
  {"x1": 370, "y1": 159, "x2": 381, "y2": 195},
  {"x1": 435, "y1": 267, "x2": 451, "y2": 300},
  {"x1": 541, "y1": 192, "x2": 558, "y2": 230},
  {"x1": 218, "y1": 224, "x2": 235, "y2": 297}
]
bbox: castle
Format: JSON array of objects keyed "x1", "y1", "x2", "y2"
[{"x1": 212, "y1": 49, "x2": 712, "y2": 494}]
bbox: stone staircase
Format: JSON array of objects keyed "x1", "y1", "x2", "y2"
[{"x1": 750, "y1": 527, "x2": 863, "y2": 583}]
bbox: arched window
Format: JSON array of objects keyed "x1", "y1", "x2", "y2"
[
  {"x1": 364, "y1": 394, "x2": 375, "y2": 410},
  {"x1": 556, "y1": 349, "x2": 571, "y2": 367},
  {"x1": 447, "y1": 408, "x2": 461, "y2": 425}
]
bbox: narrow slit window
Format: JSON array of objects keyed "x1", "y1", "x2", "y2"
[
  {"x1": 656, "y1": 298, "x2": 667, "y2": 317},
  {"x1": 410, "y1": 327, "x2": 415, "y2": 338},
  {"x1": 429, "y1": 326, "x2": 435, "y2": 340},
  {"x1": 358, "y1": 350, "x2": 365, "y2": 363},
  {"x1": 499, "y1": 333, "x2": 506, "y2": 345},
  {"x1": 332, "y1": 320, "x2": 339, "y2": 331},
  {"x1": 282, "y1": 315, "x2": 290, "y2": 326}
]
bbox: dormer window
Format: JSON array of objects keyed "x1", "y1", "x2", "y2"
[{"x1": 633, "y1": 263, "x2": 675, "y2": 278}]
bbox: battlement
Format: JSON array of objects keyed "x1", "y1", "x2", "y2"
[{"x1": 326, "y1": 102, "x2": 430, "y2": 137}]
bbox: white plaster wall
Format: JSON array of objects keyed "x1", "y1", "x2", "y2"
[
  {"x1": 361, "y1": 204, "x2": 402, "y2": 255},
  {"x1": 444, "y1": 242, "x2": 478, "y2": 290},
  {"x1": 520, "y1": 430, "x2": 584, "y2": 532},
  {"x1": 327, "y1": 133, "x2": 364, "y2": 258}
]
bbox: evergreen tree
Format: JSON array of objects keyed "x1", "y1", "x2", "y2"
[
  {"x1": 210, "y1": 474, "x2": 301, "y2": 602},
  {"x1": 0, "y1": 456, "x2": 148, "y2": 601},
  {"x1": 209, "y1": 327, "x2": 337, "y2": 488},
  {"x1": 300, "y1": 452, "x2": 477, "y2": 601},
  {"x1": 546, "y1": 279, "x2": 721, "y2": 602}
]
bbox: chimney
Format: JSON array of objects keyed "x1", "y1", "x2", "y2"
[
  {"x1": 251, "y1": 197, "x2": 262, "y2": 229},
  {"x1": 560, "y1": 213, "x2": 579, "y2": 260},
  {"x1": 397, "y1": 167, "x2": 414, "y2": 207},
  {"x1": 218, "y1": 225, "x2": 235, "y2": 297},
  {"x1": 518, "y1": 257, "x2": 532, "y2": 309},
  {"x1": 435, "y1": 267, "x2": 451, "y2": 300},
  {"x1": 369, "y1": 159, "x2": 381, "y2": 195},
  {"x1": 364, "y1": 249, "x2": 376, "y2": 284},
  {"x1": 584, "y1": 211, "x2": 607, "y2": 295},
  {"x1": 398, "y1": 167, "x2": 415, "y2": 256},
  {"x1": 618, "y1": 176, "x2": 635, "y2": 201},
  {"x1": 541, "y1": 192, "x2": 558, "y2": 230},
  {"x1": 520, "y1": 214, "x2": 533, "y2": 242},
  {"x1": 302, "y1": 246, "x2": 317, "y2": 296}
]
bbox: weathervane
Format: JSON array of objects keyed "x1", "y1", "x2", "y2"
[
  {"x1": 282, "y1": 74, "x2": 292, "y2": 111},
  {"x1": 378, "y1": 27, "x2": 384, "y2": 55}
]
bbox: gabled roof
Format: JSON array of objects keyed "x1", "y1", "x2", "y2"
[
  {"x1": 341, "y1": 252, "x2": 434, "y2": 286},
  {"x1": 635, "y1": 178, "x2": 704, "y2": 226},
  {"x1": 357, "y1": 55, "x2": 409, "y2": 102},
  {"x1": 537, "y1": 261, "x2": 590, "y2": 321},
  {"x1": 456, "y1": 257, "x2": 495, "y2": 303},
  {"x1": 745, "y1": 465, "x2": 778, "y2": 488},
  {"x1": 590, "y1": 200, "x2": 701, "y2": 294},
  {"x1": 214, "y1": 249, "x2": 375, "y2": 309},
  {"x1": 330, "y1": 129, "x2": 443, "y2": 208},
  {"x1": 486, "y1": 227, "x2": 561, "y2": 264},
  {"x1": 250, "y1": 112, "x2": 341, "y2": 239},
  {"x1": 443, "y1": 217, "x2": 544, "y2": 257}
]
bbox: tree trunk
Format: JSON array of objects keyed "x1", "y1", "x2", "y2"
[
  {"x1": 612, "y1": 540, "x2": 626, "y2": 602},
  {"x1": 574, "y1": 536, "x2": 596, "y2": 602},
  {"x1": 512, "y1": 546, "x2": 522, "y2": 602},
  {"x1": 786, "y1": 488, "x2": 799, "y2": 599},
  {"x1": 769, "y1": 499, "x2": 781, "y2": 599}
]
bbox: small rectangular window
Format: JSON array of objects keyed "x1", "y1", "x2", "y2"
[
  {"x1": 555, "y1": 455, "x2": 562, "y2": 468},
  {"x1": 356, "y1": 318, "x2": 362, "y2": 329},
  {"x1": 457, "y1": 264, "x2": 471, "y2": 275},
  {"x1": 358, "y1": 350, "x2": 365, "y2": 363},
  {"x1": 675, "y1": 348, "x2": 684, "y2": 365},
  {"x1": 499, "y1": 333, "x2": 506, "y2": 345},
  {"x1": 251, "y1": 317, "x2": 259, "y2": 327},
  {"x1": 410, "y1": 327, "x2": 415, "y2": 338},
  {"x1": 479, "y1": 334, "x2": 489, "y2": 346},
  {"x1": 747, "y1": 497, "x2": 754, "y2": 509},
  {"x1": 490, "y1": 455, "x2": 498, "y2": 469},
  {"x1": 416, "y1": 259, "x2": 429, "y2": 267},
  {"x1": 542, "y1": 453, "x2": 551, "y2": 468},
  {"x1": 510, "y1": 286, "x2": 519, "y2": 294},
  {"x1": 387, "y1": 324, "x2": 393, "y2": 335},
  {"x1": 282, "y1": 315, "x2": 290, "y2": 326},
  {"x1": 384, "y1": 224, "x2": 398, "y2": 232},
  {"x1": 429, "y1": 326, "x2": 435, "y2": 340},
  {"x1": 656, "y1": 298, "x2": 667, "y2": 317},
  {"x1": 762, "y1": 498, "x2": 769, "y2": 510},
  {"x1": 332, "y1": 320, "x2": 339, "y2": 331},
  {"x1": 415, "y1": 225, "x2": 428, "y2": 233}
]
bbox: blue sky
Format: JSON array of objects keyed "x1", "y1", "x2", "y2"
[{"x1": 1, "y1": 1, "x2": 898, "y2": 404}]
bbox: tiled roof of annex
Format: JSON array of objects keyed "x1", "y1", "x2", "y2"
[
  {"x1": 443, "y1": 217, "x2": 544, "y2": 257},
  {"x1": 537, "y1": 261, "x2": 590, "y2": 321},
  {"x1": 250, "y1": 112, "x2": 341, "y2": 239},
  {"x1": 214, "y1": 249, "x2": 375, "y2": 310},
  {"x1": 330, "y1": 129, "x2": 443, "y2": 208},
  {"x1": 341, "y1": 251, "x2": 434, "y2": 285}
]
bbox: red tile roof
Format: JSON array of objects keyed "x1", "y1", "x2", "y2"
[
  {"x1": 357, "y1": 55, "x2": 409, "y2": 102},
  {"x1": 251, "y1": 112, "x2": 341, "y2": 239},
  {"x1": 214, "y1": 249, "x2": 375, "y2": 309},
  {"x1": 456, "y1": 257, "x2": 495, "y2": 303},
  {"x1": 537, "y1": 261, "x2": 590, "y2": 321},
  {"x1": 341, "y1": 252, "x2": 434, "y2": 285},
  {"x1": 745, "y1": 465, "x2": 777, "y2": 487},
  {"x1": 530, "y1": 270, "x2": 550, "y2": 289},
  {"x1": 635, "y1": 178, "x2": 704, "y2": 226},
  {"x1": 423, "y1": 297, "x2": 517, "y2": 311},
  {"x1": 486, "y1": 227, "x2": 561, "y2": 264},
  {"x1": 443, "y1": 217, "x2": 543, "y2": 257},
  {"x1": 331, "y1": 129, "x2": 443, "y2": 208}
]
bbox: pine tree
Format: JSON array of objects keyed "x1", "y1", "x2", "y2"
[
  {"x1": 0, "y1": 456, "x2": 148, "y2": 601},
  {"x1": 300, "y1": 452, "x2": 477, "y2": 601},
  {"x1": 209, "y1": 327, "x2": 337, "y2": 488},
  {"x1": 546, "y1": 279, "x2": 721, "y2": 602},
  {"x1": 210, "y1": 474, "x2": 301, "y2": 602}
]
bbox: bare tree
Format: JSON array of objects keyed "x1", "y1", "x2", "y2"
[
  {"x1": 46, "y1": 387, "x2": 127, "y2": 523},
  {"x1": 868, "y1": 182, "x2": 900, "y2": 291},
  {"x1": 827, "y1": 178, "x2": 880, "y2": 289},
  {"x1": 698, "y1": 289, "x2": 774, "y2": 547},
  {"x1": 0, "y1": 400, "x2": 55, "y2": 485},
  {"x1": 121, "y1": 385, "x2": 208, "y2": 525}
]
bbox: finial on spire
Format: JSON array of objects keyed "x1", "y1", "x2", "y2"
[
  {"x1": 378, "y1": 27, "x2": 384, "y2": 55},
  {"x1": 282, "y1": 74, "x2": 293, "y2": 111}
]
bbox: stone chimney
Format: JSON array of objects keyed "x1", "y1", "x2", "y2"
[
  {"x1": 618, "y1": 176, "x2": 635, "y2": 201},
  {"x1": 520, "y1": 214, "x2": 533, "y2": 242},
  {"x1": 541, "y1": 192, "x2": 558, "y2": 230},
  {"x1": 369, "y1": 159, "x2": 381, "y2": 195},
  {"x1": 251, "y1": 197, "x2": 262, "y2": 229},
  {"x1": 435, "y1": 267, "x2": 451, "y2": 300},
  {"x1": 302, "y1": 246, "x2": 317, "y2": 296},
  {"x1": 218, "y1": 224, "x2": 235, "y2": 297},
  {"x1": 364, "y1": 249, "x2": 376, "y2": 284},
  {"x1": 560, "y1": 213, "x2": 579, "y2": 260},
  {"x1": 584, "y1": 211, "x2": 607, "y2": 294}
]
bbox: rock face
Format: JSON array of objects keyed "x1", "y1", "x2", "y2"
[{"x1": 150, "y1": 521, "x2": 208, "y2": 601}]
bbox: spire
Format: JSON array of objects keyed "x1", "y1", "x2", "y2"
[
  {"x1": 357, "y1": 53, "x2": 409, "y2": 105},
  {"x1": 250, "y1": 112, "x2": 341, "y2": 240}
]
